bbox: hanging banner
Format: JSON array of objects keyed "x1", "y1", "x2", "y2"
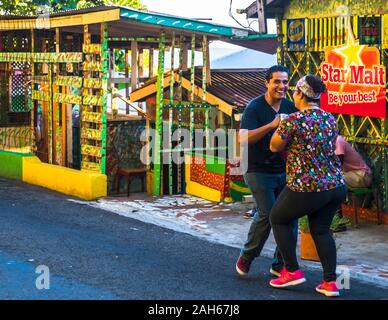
[
  {"x1": 358, "y1": 16, "x2": 381, "y2": 45},
  {"x1": 287, "y1": 19, "x2": 306, "y2": 51},
  {"x1": 320, "y1": 26, "x2": 386, "y2": 118}
]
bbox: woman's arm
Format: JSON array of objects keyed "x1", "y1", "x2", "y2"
[{"x1": 270, "y1": 131, "x2": 287, "y2": 152}]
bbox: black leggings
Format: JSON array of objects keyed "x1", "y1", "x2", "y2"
[{"x1": 270, "y1": 185, "x2": 347, "y2": 282}]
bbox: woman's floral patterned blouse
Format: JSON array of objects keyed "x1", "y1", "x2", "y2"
[{"x1": 276, "y1": 109, "x2": 345, "y2": 192}]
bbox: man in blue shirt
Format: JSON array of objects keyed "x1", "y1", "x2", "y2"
[{"x1": 236, "y1": 65, "x2": 299, "y2": 277}]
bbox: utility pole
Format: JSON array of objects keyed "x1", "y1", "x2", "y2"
[{"x1": 256, "y1": 0, "x2": 267, "y2": 34}]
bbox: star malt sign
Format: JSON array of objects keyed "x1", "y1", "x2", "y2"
[{"x1": 320, "y1": 26, "x2": 386, "y2": 118}]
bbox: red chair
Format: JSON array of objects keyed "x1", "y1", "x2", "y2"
[{"x1": 116, "y1": 168, "x2": 147, "y2": 196}]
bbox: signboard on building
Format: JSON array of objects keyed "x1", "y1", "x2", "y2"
[
  {"x1": 383, "y1": 15, "x2": 388, "y2": 49},
  {"x1": 359, "y1": 16, "x2": 381, "y2": 45},
  {"x1": 287, "y1": 19, "x2": 306, "y2": 51},
  {"x1": 320, "y1": 27, "x2": 386, "y2": 118}
]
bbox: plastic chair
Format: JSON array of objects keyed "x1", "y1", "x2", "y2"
[{"x1": 347, "y1": 187, "x2": 382, "y2": 226}]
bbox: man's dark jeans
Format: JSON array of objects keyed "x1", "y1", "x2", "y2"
[{"x1": 240, "y1": 171, "x2": 298, "y2": 271}]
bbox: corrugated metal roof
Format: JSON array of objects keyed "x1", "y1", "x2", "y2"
[
  {"x1": 134, "y1": 68, "x2": 267, "y2": 109},
  {"x1": 0, "y1": 5, "x2": 277, "y2": 53},
  {"x1": 0, "y1": 4, "x2": 248, "y2": 36},
  {"x1": 192, "y1": 68, "x2": 267, "y2": 108}
]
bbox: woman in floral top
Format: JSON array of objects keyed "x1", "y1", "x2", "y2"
[{"x1": 268, "y1": 75, "x2": 346, "y2": 297}]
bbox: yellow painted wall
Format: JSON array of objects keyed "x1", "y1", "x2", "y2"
[
  {"x1": 146, "y1": 170, "x2": 154, "y2": 195},
  {"x1": 285, "y1": 0, "x2": 388, "y2": 18},
  {"x1": 185, "y1": 181, "x2": 221, "y2": 203},
  {"x1": 184, "y1": 155, "x2": 221, "y2": 202},
  {"x1": 22, "y1": 156, "x2": 107, "y2": 200}
]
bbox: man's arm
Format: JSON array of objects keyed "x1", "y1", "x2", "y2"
[{"x1": 239, "y1": 116, "x2": 280, "y2": 144}]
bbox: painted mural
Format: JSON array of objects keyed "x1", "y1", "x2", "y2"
[
  {"x1": 185, "y1": 154, "x2": 250, "y2": 203},
  {"x1": 106, "y1": 119, "x2": 146, "y2": 194}
]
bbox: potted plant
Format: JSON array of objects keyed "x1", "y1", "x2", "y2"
[
  {"x1": 299, "y1": 214, "x2": 350, "y2": 261},
  {"x1": 299, "y1": 215, "x2": 320, "y2": 261}
]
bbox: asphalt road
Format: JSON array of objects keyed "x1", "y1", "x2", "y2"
[{"x1": 0, "y1": 177, "x2": 387, "y2": 301}]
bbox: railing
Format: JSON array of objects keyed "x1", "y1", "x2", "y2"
[{"x1": 0, "y1": 126, "x2": 33, "y2": 153}]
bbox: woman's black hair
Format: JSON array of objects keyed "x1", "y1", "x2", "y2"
[{"x1": 302, "y1": 75, "x2": 327, "y2": 103}]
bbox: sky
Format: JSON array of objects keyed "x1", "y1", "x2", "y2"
[
  {"x1": 142, "y1": 0, "x2": 260, "y2": 29},
  {"x1": 141, "y1": 0, "x2": 277, "y2": 51}
]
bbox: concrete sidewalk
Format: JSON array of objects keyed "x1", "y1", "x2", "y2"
[{"x1": 75, "y1": 193, "x2": 388, "y2": 289}]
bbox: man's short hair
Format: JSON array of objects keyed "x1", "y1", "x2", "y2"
[{"x1": 265, "y1": 65, "x2": 290, "y2": 81}]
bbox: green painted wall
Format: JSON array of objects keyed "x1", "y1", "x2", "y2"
[
  {"x1": 0, "y1": 150, "x2": 31, "y2": 180},
  {"x1": 230, "y1": 180, "x2": 251, "y2": 202},
  {"x1": 194, "y1": 153, "x2": 226, "y2": 175}
]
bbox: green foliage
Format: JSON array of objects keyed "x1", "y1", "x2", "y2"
[
  {"x1": 0, "y1": 0, "x2": 37, "y2": 15},
  {"x1": 0, "y1": 0, "x2": 145, "y2": 15},
  {"x1": 34, "y1": 0, "x2": 79, "y2": 12},
  {"x1": 113, "y1": 48, "x2": 150, "y2": 74},
  {"x1": 299, "y1": 213, "x2": 351, "y2": 233},
  {"x1": 77, "y1": 0, "x2": 146, "y2": 10},
  {"x1": 114, "y1": 49, "x2": 125, "y2": 72},
  {"x1": 298, "y1": 215, "x2": 310, "y2": 233}
]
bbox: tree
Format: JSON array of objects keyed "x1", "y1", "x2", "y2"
[
  {"x1": 0, "y1": 0, "x2": 145, "y2": 15},
  {"x1": 0, "y1": 0, "x2": 37, "y2": 15},
  {"x1": 77, "y1": 0, "x2": 146, "y2": 10}
]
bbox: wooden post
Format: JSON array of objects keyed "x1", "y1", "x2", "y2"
[
  {"x1": 338, "y1": 17, "x2": 343, "y2": 45},
  {"x1": 149, "y1": 49, "x2": 154, "y2": 77},
  {"x1": 182, "y1": 41, "x2": 188, "y2": 71},
  {"x1": 178, "y1": 34, "x2": 185, "y2": 101},
  {"x1": 138, "y1": 49, "x2": 144, "y2": 79},
  {"x1": 30, "y1": 29, "x2": 36, "y2": 154},
  {"x1": 168, "y1": 33, "x2": 175, "y2": 195},
  {"x1": 190, "y1": 34, "x2": 195, "y2": 152},
  {"x1": 323, "y1": 18, "x2": 327, "y2": 49},
  {"x1": 81, "y1": 24, "x2": 91, "y2": 169},
  {"x1": 125, "y1": 50, "x2": 129, "y2": 101},
  {"x1": 131, "y1": 40, "x2": 138, "y2": 94},
  {"x1": 53, "y1": 27, "x2": 59, "y2": 165},
  {"x1": 206, "y1": 40, "x2": 211, "y2": 85},
  {"x1": 201, "y1": 35, "x2": 207, "y2": 102},
  {"x1": 190, "y1": 34, "x2": 195, "y2": 102},
  {"x1": 315, "y1": 18, "x2": 319, "y2": 51},
  {"x1": 202, "y1": 35, "x2": 209, "y2": 149},
  {"x1": 101, "y1": 22, "x2": 108, "y2": 175},
  {"x1": 109, "y1": 48, "x2": 114, "y2": 79},
  {"x1": 41, "y1": 35, "x2": 53, "y2": 164},
  {"x1": 169, "y1": 34, "x2": 175, "y2": 103},
  {"x1": 319, "y1": 18, "x2": 323, "y2": 51},
  {"x1": 328, "y1": 17, "x2": 332, "y2": 47},
  {"x1": 177, "y1": 34, "x2": 185, "y2": 194},
  {"x1": 153, "y1": 31, "x2": 166, "y2": 196}
]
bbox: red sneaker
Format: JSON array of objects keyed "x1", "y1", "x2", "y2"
[
  {"x1": 269, "y1": 269, "x2": 306, "y2": 288},
  {"x1": 315, "y1": 280, "x2": 340, "y2": 297},
  {"x1": 236, "y1": 256, "x2": 251, "y2": 276}
]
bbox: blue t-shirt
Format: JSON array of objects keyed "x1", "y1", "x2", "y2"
[{"x1": 240, "y1": 95, "x2": 297, "y2": 173}]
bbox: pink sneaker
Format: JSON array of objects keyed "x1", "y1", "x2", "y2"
[
  {"x1": 269, "y1": 269, "x2": 306, "y2": 288},
  {"x1": 315, "y1": 280, "x2": 340, "y2": 297},
  {"x1": 269, "y1": 267, "x2": 286, "y2": 277},
  {"x1": 236, "y1": 256, "x2": 251, "y2": 276}
]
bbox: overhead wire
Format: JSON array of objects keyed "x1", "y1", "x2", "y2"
[{"x1": 228, "y1": 0, "x2": 256, "y2": 32}]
